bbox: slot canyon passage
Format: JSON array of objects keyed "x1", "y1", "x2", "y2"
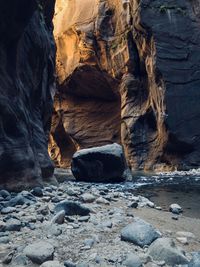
[
  {"x1": 50, "y1": 0, "x2": 200, "y2": 173},
  {"x1": 0, "y1": 1, "x2": 200, "y2": 267}
]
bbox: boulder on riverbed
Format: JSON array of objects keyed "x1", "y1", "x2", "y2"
[
  {"x1": 24, "y1": 241, "x2": 54, "y2": 264},
  {"x1": 71, "y1": 143, "x2": 129, "y2": 183},
  {"x1": 121, "y1": 217, "x2": 161, "y2": 247},
  {"x1": 148, "y1": 238, "x2": 189, "y2": 265}
]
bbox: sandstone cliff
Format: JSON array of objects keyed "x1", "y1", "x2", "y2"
[
  {"x1": 51, "y1": 0, "x2": 200, "y2": 171},
  {"x1": 0, "y1": 0, "x2": 56, "y2": 190}
]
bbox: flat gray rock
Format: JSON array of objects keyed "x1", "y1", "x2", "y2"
[
  {"x1": 64, "y1": 260, "x2": 76, "y2": 267},
  {"x1": 148, "y1": 238, "x2": 189, "y2": 265},
  {"x1": 81, "y1": 193, "x2": 96, "y2": 203},
  {"x1": 54, "y1": 200, "x2": 90, "y2": 216},
  {"x1": 24, "y1": 240, "x2": 54, "y2": 264},
  {"x1": 123, "y1": 253, "x2": 143, "y2": 267},
  {"x1": 5, "y1": 218, "x2": 21, "y2": 231},
  {"x1": 121, "y1": 217, "x2": 161, "y2": 247},
  {"x1": 40, "y1": 260, "x2": 64, "y2": 267},
  {"x1": 1, "y1": 207, "x2": 16, "y2": 214},
  {"x1": 0, "y1": 236, "x2": 10, "y2": 244}
]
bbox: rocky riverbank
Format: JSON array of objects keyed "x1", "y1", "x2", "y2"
[{"x1": 0, "y1": 171, "x2": 200, "y2": 267}]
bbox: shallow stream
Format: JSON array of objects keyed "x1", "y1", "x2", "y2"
[{"x1": 131, "y1": 169, "x2": 200, "y2": 219}]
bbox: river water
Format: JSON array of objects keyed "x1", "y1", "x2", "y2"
[{"x1": 130, "y1": 169, "x2": 200, "y2": 219}]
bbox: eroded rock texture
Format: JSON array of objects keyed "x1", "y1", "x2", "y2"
[
  {"x1": 50, "y1": 0, "x2": 128, "y2": 168},
  {"x1": 51, "y1": 0, "x2": 200, "y2": 172},
  {"x1": 123, "y1": 0, "x2": 200, "y2": 171},
  {"x1": 0, "y1": 0, "x2": 56, "y2": 190}
]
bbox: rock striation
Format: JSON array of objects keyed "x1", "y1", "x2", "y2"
[
  {"x1": 51, "y1": 0, "x2": 200, "y2": 172},
  {"x1": 0, "y1": 0, "x2": 56, "y2": 190}
]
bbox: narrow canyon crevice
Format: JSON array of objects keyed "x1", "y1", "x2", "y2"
[{"x1": 50, "y1": 0, "x2": 200, "y2": 172}]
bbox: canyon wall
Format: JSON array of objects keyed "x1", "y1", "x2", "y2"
[
  {"x1": 52, "y1": 0, "x2": 200, "y2": 171},
  {"x1": 0, "y1": 0, "x2": 56, "y2": 190}
]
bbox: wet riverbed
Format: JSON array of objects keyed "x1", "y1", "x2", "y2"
[
  {"x1": 132, "y1": 169, "x2": 200, "y2": 219},
  {"x1": 56, "y1": 168, "x2": 200, "y2": 219}
]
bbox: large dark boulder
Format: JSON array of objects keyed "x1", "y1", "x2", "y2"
[
  {"x1": 71, "y1": 143, "x2": 127, "y2": 183},
  {"x1": 0, "y1": 0, "x2": 56, "y2": 191}
]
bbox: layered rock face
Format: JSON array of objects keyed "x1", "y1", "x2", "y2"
[
  {"x1": 52, "y1": 0, "x2": 200, "y2": 171},
  {"x1": 50, "y1": 0, "x2": 122, "y2": 168},
  {"x1": 123, "y1": 0, "x2": 200, "y2": 171},
  {"x1": 0, "y1": 0, "x2": 56, "y2": 190}
]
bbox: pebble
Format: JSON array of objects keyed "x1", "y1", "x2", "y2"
[
  {"x1": 96, "y1": 197, "x2": 110, "y2": 205},
  {"x1": 176, "y1": 231, "x2": 195, "y2": 240},
  {"x1": 31, "y1": 187, "x2": 44, "y2": 197},
  {"x1": 5, "y1": 218, "x2": 22, "y2": 231},
  {"x1": 54, "y1": 200, "x2": 90, "y2": 216},
  {"x1": 2, "y1": 251, "x2": 14, "y2": 264},
  {"x1": 155, "y1": 206, "x2": 162, "y2": 210},
  {"x1": 0, "y1": 190, "x2": 11, "y2": 199},
  {"x1": 51, "y1": 210, "x2": 65, "y2": 224},
  {"x1": 38, "y1": 205, "x2": 49, "y2": 216},
  {"x1": 78, "y1": 216, "x2": 90, "y2": 222},
  {"x1": 100, "y1": 220, "x2": 113, "y2": 228},
  {"x1": 123, "y1": 253, "x2": 143, "y2": 267},
  {"x1": 83, "y1": 238, "x2": 95, "y2": 248},
  {"x1": 40, "y1": 260, "x2": 64, "y2": 267},
  {"x1": 154, "y1": 260, "x2": 166, "y2": 266},
  {"x1": 81, "y1": 193, "x2": 96, "y2": 203},
  {"x1": 172, "y1": 215, "x2": 179, "y2": 220},
  {"x1": 128, "y1": 201, "x2": 138, "y2": 208},
  {"x1": 0, "y1": 236, "x2": 10, "y2": 244},
  {"x1": 12, "y1": 254, "x2": 29, "y2": 266},
  {"x1": 169, "y1": 203, "x2": 182, "y2": 214},
  {"x1": 147, "y1": 201, "x2": 155, "y2": 208},
  {"x1": 64, "y1": 260, "x2": 76, "y2": 267},
  {"x1": 176, "y1": 237, "x2": 188, "y2": 245}
]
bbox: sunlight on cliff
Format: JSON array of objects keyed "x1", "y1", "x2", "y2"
[{"x1": 53, "y1": 0, "x2": 99, "y2": 82}]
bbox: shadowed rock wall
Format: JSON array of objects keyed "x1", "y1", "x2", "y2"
[
  {"x1": 52, "y1": 0, "x2": 200, "y2": 171},
  {"x1": 125, "y1": 0, "x2": 200, "y2": 171},
  {"x1": 0, "y1": 0, "x2": 56, "y2": 190}
]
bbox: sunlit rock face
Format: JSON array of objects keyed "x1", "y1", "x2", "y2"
[
  {"x1": 0, "y1": 0, "x2": 56, "y2": 190},
  {"x1": 50, "y1": 0, "x2": 125, "y2": 168},
  {"x1": 52, "y1": 0, "x2": 200, "y2": 171}
]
